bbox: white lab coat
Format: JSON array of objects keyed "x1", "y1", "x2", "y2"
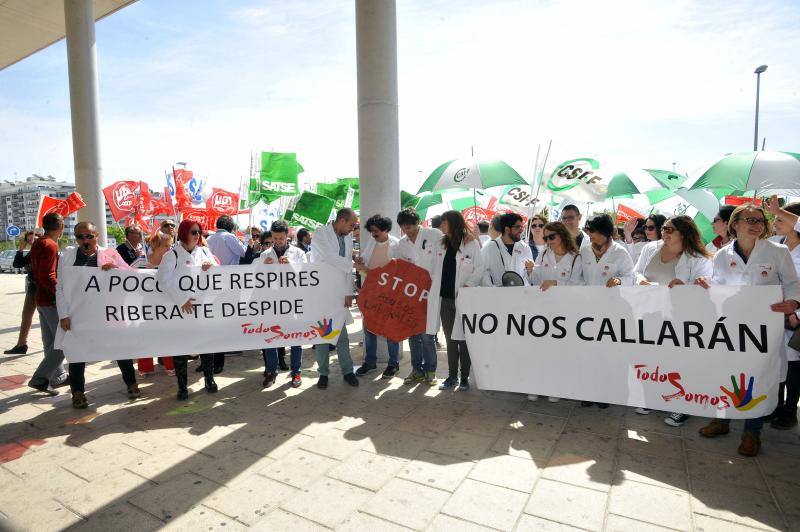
[
  {"x1": 263, "y1": 244, "x2": 308, "y2": 264},
  {"x1": 785, "y1": 243, "x2": 800, "y2": 362},
  {"x1": 579, "y1": 240, "x2": 635, "y2": 286},
  {"x1": 390, "y1": 227, "x2": 442, "y2": 334},
  {"x1": 309, "y1": 223, "x2": 355, "y2": 325},
  {"x1": 531, "y1": 248, "x2": 583, "y2": 286},
  {"x1": 429, "y1": 238, "x2": 484, "y2": 340},
  {"x1": 624, "y1": 240, "x2": 653, "y2": 265},
  {"x1": 634, "y1": 241, "x2": 712, "y2": 285},
  {"x1": 156, "y1": 244, "x2": 219, "y2": 306},
  {"x1": 480, "y1": 237, "x2": 534, "y2": 286}
]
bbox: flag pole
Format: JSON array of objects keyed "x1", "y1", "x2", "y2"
[
  {"x1": 525, "y1": 144, "x2": 542, "y2": 239},
  {"x1": 532, "y1": 140, "x2": 552, "y2": 203}
]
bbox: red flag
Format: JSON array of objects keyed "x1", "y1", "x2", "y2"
[
  {"x1": 173, "y1": 169, "x2": 193, "y2": 211},
  {"x1": 181, "y1": 207, "x2": 210, "y2": 230},
  {"x1": 163, "y1": 186, "x2": 175, "y2": 215},
  {"x1": 724, "y1": 195, "x2": 762, "y2": 207},
  {"x1": 616, "y1": 204, "x2": 646, "y2": 223},
  {"x1": 64, "y1": 192, "x2": 86, "y2": 213},
  {"x1": 37, "y1": 194, "x2": 87, "y2": 227},
  {"x1": 206, "y1": 188, "x2": 239, "y2": 217},
  {"x1": 102, "y1": 181, "x2": 138, "y2": 221},
  {"x1": 138, "y1": 181, "x2": 153, "y2": 215}
]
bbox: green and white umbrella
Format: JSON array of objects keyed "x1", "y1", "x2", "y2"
[
  {"x1": 606, "y1": 169, "x2": 686, "y2": 204},
  {"x1": 690, "y1": 151, "x2": 800, "y2": 195},
  {"x1": 417, "y1": 157, "x2": 527, "y2": 194}
]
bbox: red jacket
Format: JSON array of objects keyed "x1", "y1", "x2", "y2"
[{"x1": 30, "y1": 238, "x2": 58, "y2": 307}]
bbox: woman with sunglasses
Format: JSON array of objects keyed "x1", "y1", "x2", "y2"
[
  {"x1": 527, "y1": 221, "x2": 582, "y2": 403},
  {"x1": 623, "y1": 214, "x2": 666, "y2": 264},
  {"x1": 157, "y1": 220, "x2": 220, "y2": 400},
  {"x1": 694, "y1": 203, "x2": 800, "y2": 456},
  {"x1": 527, "y1": 215, "x2": 547, "y2": 261},
  {"x1": 706, "y1": 205, "x2": 735, "y2": 254},
  {"x1": 633, "y1": 215, "x2": 712, "y2": 418}
]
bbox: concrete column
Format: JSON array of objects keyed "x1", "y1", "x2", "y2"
[
  {"x1": 355, "y1": 0, "x2": 400, "y2": 237},
  {"x1": 64, "y1": 0, "x2": 107, "y2": 245}
]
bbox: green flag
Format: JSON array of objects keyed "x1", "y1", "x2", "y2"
[
  {"x1": 336, "y1": 177, "x2": 359, "y2": 189},
  {"x1": 316, "y1": 183, "x2": 348, "y2": 209},
  {"x1": 291, "y1": 191, "x2": 335, "y2": 229},
  {"x1": 239, "y1": 177, "x2": 262, "y2": 210},
  {"x1": 259, "y1": 152, "x2": 302, "y2": 196},
  {"x1": 401, "y1": 190, "x2": 420, "y2": 209}
]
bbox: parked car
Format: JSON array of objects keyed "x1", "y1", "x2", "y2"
[{"x1": 0, "y1": 250, "x2": 17, "y2": 273}]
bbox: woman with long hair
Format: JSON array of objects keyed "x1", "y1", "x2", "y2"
[
  {"x1": 706, "y1": 205, "x2": 735, "y2": 254},
  {"x1": 624, "y1": 214, "x2": 666, "y2": 264},
  {"x1": 431, "y1": 211, "x2": 484, "y2": 392},
  {"x1": 156, "y1": 220, "x2": 220, "y2": 400},
  {"x1": 527, "y1": 214, "x2": 547, "y2": 261}
]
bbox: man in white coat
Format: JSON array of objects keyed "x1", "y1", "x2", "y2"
[
  {"x1": 392, "y1": 208, "x2": 442, "y2": 386},
  {"x1": 481, "y1": 212, "x2": 533, "y2": 286},
  {"x1": 560, "y1": 204, "x2": 590, "y2": 249},
  {"x1": 309, "y1": 208, "x2": 359, "y2": 389}
]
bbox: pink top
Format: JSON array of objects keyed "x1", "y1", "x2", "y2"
[{"x1": 368, "y1": 240, "x2": 391, "y2": 270}]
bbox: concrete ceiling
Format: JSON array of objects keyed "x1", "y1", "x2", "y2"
[{"x1": 0, "y1": 0, "x2": 138, "y2": 71}]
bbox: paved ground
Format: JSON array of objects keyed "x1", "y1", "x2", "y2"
[{"x1": 0, "y1": 274, "x2": 799, "y2": 531}]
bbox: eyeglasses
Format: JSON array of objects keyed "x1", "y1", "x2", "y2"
[
  {"x1": 190, "y1": 230, "x2": 201, "y2": 236},
  {"x1": 740, "y1": 217, "x2": 766, "y2": 226},
  {"x1": 661, "y1": 226, "x2": 676, "y2": 234},
  {"x1": 530, "y1": 223, "x2": 545, "y2": 229},
  {"x1": 645, "y1": 225, "x2": 656, "y2": 231},
  {"x1": 75, "y1": 234, "x2": 95, "y2": 240},
  {"x1": 544, "y1": 233, "x2": 558, "y2": 241}
]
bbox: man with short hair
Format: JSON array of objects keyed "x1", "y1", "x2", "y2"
[
  {"x1": 489, "y1": 214, "x2": 503, "y2": 241},
  {"x1": 393, "y1": 208, "x2": 442, "y2": 386},
  {"x1": 481, "y1": 212, "x2": 534, "y2": 286},
  {"x1": 27, "y1": 213, "x2": 69, "y2": 393},
  {"x1": 309, "y1": 208, "x2": 359, "y2": 389},
  {"x1": 261, "y1": 220, "x2": 308, "y2": 389},
  {"x1": 117, "y1": 225, "x2": 145, "y2": 266},
  {"x1": 57, "y1": 221, "x2": 140, "y2": 408},
  {"x1": 296, "y1": 228, "x2": 311, "y2": 253},
  {"x1": 477, "y1": 220, "x2": 491, "y2": 247},
  {"x1": 560, "y1": 204, "x2": 589, "y2": 248},
  {"x1": 354, "y1": 214, "x2": 401, "y2": 378}
]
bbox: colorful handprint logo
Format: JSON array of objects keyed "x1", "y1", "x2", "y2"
[
  {"x1": 310, "y1": 319, "x2": 340, "y2": 341},
  {"x1": 720, "y1": 373, "x2": 767, "y2": 412}
]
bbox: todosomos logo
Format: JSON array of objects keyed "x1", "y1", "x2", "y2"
[
  {"x1": 113, "y1": 182, "x2": 136, "y2": 210},
  {"x1": 721, "y1": 373, "x2": 767, "y2": 412}
]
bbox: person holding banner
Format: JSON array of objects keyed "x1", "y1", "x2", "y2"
[
  {"x1": 481, "y1": 212, "x2": 534, "y2": 287},
  {"x1": 434, "y1": 211, "x2": 484, "y2": 392},
  {"x1": 354, "y1": 214, "x2": 401, "y2": 379},
  {"x1": 57, "y1": 222, "x2": 140, "y2": 408},
  {"x1": 393, "y1": 208, "x2": 443, "y2": 386},
  {"x1": 310, "y1": 208, "x2": 359, "y2": 389},
  {"x1": 157, "y1": 220, "x2": 220, "y2": 400},
  {"x1": 694, "y1": 203, "x2": 800, "y2": 456},
  {"x1": 527, "y1": 221, "x2": 582, "y2": 402},
  {"x1": 261, "y1": 221, "x2": 308, "y2": 389}
]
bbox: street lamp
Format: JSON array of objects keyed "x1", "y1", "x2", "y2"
[{"x1": 754, "y1": 64, "x2": 768, "y2": 151}]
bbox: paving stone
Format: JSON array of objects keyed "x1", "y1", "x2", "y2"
[
  {"x1": 491, "y1": 428, "x2": 559, "y2": 462},
  {"x1": 259, "y1": 448, "x2": 338, "y2": 488},
  {"x1": 240, "y1": 427, "x2": 313, "y2": 459},
  {"x1": 441, "y1": 478, "x2": 527, "y2": 530},
  {"x1": 690, "y1": 481, "x2": 784, "y2": 531},
  {"x1": 251, "y1": 508, "x2": 328, "y2": 531},
  {"x1": 397, "y1": 450, "x2": 476, "y2": 492},
  {"x1": 128, "y1": 472, "x2": 222, "y2": 522},
  {"x1": 161, "y1": 504, "x2": 247, "y2": 531},
  {"x1": 542, "y1": 451, "x2": 615, "y2": 492},
  {"x1": 618, "y1": 427, "x2": 684, "y2": 462},
  {"x1": 467, "y1": 451, "x2": 539, "y2": 492},
  {"x1": 608, "y1": 479, "x2": 691, "y2": 530},
  {"x1": 61, "y1": 443, "x2": 149, "y2": 482},
  {"x1": 692, "y1": 512, "x2": 778, "y2": 532},
  {"x1": 298, "y1": 427, "x2": 367, "y2": 460},
  {"x1": 605, "y1": 514, "x2": 677, "y2": 531},
  {"x1": 125, "y1": 444, "x2": 210, "y2": 482},
  {"x1": 392, "y1": 411, "x2": 457, "y2": 439},
  {"x1": 204, "y1": 473, "x2": 297, "y2": 525},
  {"x1": 334, "y1": 411, "x2": 396, "y2": 437},
  {"x1": 428, "y1": 513, "x2": 497, "y2": 531},
  {"x1": 425, "y1": 430, "x2": 495, "y2": 461},
  {"x1": 64, "y1": 502, "x2": 164, "y2": 532},
  {"x1": 450, "y1": 409, "x2": 514, "y2": 436},
  {"x1": 525, "y1": 478, "x2": 607, "y2": 531},
  {"x1": 614, "y1": 449, "x2": 688, "y2": 491},
  {"x1": 1, "y1": 498, "x2": 82, "y2": 532},
  {"x1": 338, "y1": 511, "x2": 412, "y2": 531},
  {"x1": 514, "y1": 513, "x2": 587, "y2": 531},
  {"x1": 327, "y1": 450, "x2": 406, "y2": 491},
  {"x1": 362, "y1": 477, "x2": 450, "y2": 530},
  {"x1": 281, "y1": 477, "x2": 372, "y2": 528},
  {"x1": 565, "y1": 409, "x2": 624, "y2": 437},
  {"x1": 758, "y1": 452, "x2": 800, "y2": 488},
  {"x1": 361, "y1": 428, "x2": 433, "y2": 460},
  {"x1": 687, "y1": 449, "x2": 767, "y2": 491},
  {"x1": 58, "y1": 469, "x2": 154, "y2": 516},
  {"x1": 193, "y1": 447, "x2": 274, "y2": 485}
]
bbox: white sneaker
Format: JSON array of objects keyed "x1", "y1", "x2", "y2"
[
  {"x1": 547, "y1": 397, "x2": 561, "y2": 403},
  {"x1": 527, "y1": 394, "x2": 539, "y2": 401},
  {"x1": 635, "y1": 407, "x2": 652, "y2": 415}
]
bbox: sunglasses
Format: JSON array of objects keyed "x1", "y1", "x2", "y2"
[
  {"x1": 190, "y1": 230, "x2": 201, "y2": 236},
  {"x1": 661, "y1": 226, "x2": 676, "y2": 234},
  {"x1": 76, "y1": 234, "x2": 95, "y2": 240},
  {"x1": 530, "y1": 223, "x2": 545, "y2": 229},
  {"x1": 544, "y1": 233, "x2": 558, "y2": 241},
  {"x1": 739, "y1": 217, "x2": 766, "y2": 226},
  {"x1": 162, "y1": 223, "x2": 175, "y2": 228},
  {"x1": 645, "y1": 225, "x2": 656, "y2": 231}
]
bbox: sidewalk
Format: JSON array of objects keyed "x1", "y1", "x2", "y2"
[{"x1": 0, "y1": 273, "x2": 798, "y2": 531}]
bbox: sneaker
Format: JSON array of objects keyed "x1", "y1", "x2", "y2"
[
  {"x1": 763, "y1": 404, "x2": 783, "y2": 422},
  {"x1": 547, "y1": 397, "x2": 560, "y2": 403},
  {"x1": 291, "y1": 373, "x2": 302, "y2": 388},
  {"x1": 278, "y1": 360, "x2": 290, "y2": 371},
  {"x1": 355, "y1": 363, "x2": 377, "y2": 376},
  {"x1": 4, "y1": 344, "x2": 28, "y2": 354},
  {"x1": 597, "y1": 403, "x2": 609, "y2": 409},
  {"x1": 317, "y1": 375, "x2": 329, "y2": 389},
  {"x1": 737, "y1": 431, "x2": 761, "y2": 457},
  {"x1": 404, "y1": 371, "x2": 425, "y2": 385},
  {"x1": 127, "y1": 384, "x2": 141, "y2": 399},
  {"x1": 382, "y1": 365, "x2": 399, "y2": 379},
  {"x1": 72, "y1": 391, "x2": 88, "y2": 409},
  {"x1": 528, "y1": 395, "x2": 540, "y2": 402},
  {"x1": 344, "y1": 373, "x2": 359, "y2": 387},
  {"x1": 262, "y1": 372, "x2": 277, "y2": 388},
  {"x1": 425, "y1": 372, "x2": 438, "y2": 386},
  {"x1": 166, "y1": 369, "x2": 176, "y2": 377},
  {"x1": 580, "y1": 401, "x2": 594, "y2": 407},
  {"x1": 698, "y1": 419, "x2": 730, "y2": 438},
  {"x1": 664, "y1": 412, "x2": 690, "y2": 427},
  {"x1": 770, "y1": 408, "x2": 798, "y2": 430},
  {"x1": 213, "y1": 365, "x2": 224, "y2": 374},
  {"x1": 137, "y1": 371, "x2": 155, "y2": 378},
  {"x1": 635, "y1": 408, "x2": 652, "y2": 415},
  {"x1": 457, "y1": 378, "x2": 470, "y2": 391},
  {"x1": 439, "y1": 377, "x2": 457, "y2": 390}
]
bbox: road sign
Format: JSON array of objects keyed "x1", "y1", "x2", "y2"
[{"x1": 6, "y1": 225, "x2": 20, "y2": 238}]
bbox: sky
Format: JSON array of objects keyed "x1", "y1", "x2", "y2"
[{"x1": 1, "y1": 0, "x2": 799, "y2": 195}]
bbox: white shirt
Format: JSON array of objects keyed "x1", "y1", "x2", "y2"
[
  {"x1": 634, "y1": 241, "x2": 712, "y2": 285},
  {"x1": 480, "y1": 236, "x2": 534, "y2": 286},
  {"x1": 263, "y1": 244, "x2": 308, "y2": 264},
  {"x1": 579, "y1": 240, "x2": 635, "y2": 286},
  {"x1": 711, "y1": 239, "x2": 800, "y2": 301},
  {"x1": 156, "y1": 244, "x2": 218, "y2": 305},
  {"x1": 429, "y1": 238, "x2": 484, "y2": 339},
  {"x1": 207, "y1": 230, "x2": 246, "y2": 265},
  {"x1": 309, "y1": 223, "x2": 354, "y2": 294},
  {"x1": 479, "y1": 234, "x2": 491, "y2": 247},
  {"x1": 390, "y1": 226, "x2": 442, "y2": 279},
  {"x1": 531, "y1": 248, "x2": 583, "y2": 286}
]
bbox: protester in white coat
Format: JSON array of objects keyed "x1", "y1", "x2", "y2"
[
  {"x1": 560, "y1": 204, "x2": 591, "y2": 250},
  {"x1": 309, "y1": 208, "x2": 359, "y2": 389},
  {"x1": 705, "y1": 205, "x2": 735, "y2": 254},
  {"x1": 530, "y1": 221, "x2": 583, "y2": 289},
  {"x1": 481, "y1": 212, "x2": 534, "y2": 286},
  {"x1": 624, "y1": 214, "x2": 666, "y2": 264},
  {"x1": 695, "y1": 203, "x2": 800, "y2": 457},
  {"x1": 433, "y1": 211, "x2": 484, "y2": 392},
  {"x1": 392, "y1": 208, "x2": 443, "y2": 386}
]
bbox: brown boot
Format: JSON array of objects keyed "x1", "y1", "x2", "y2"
[
  {"x1": 698, "y1": 419, "x2": 730, "y2": 438},
  {"x1": 737, "y1": 431, "x2": 761, "y2": 457},
  {"x1": 72, "y1": 391, "x2": 88, "y2": 409}
]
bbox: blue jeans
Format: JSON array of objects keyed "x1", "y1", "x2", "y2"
[
  {"x1": 719, "y1": 417, "x2": 764, "y2": 436},
  {"x1": 408, "y1": 333, "x2": 437, "y2": 374},
  {"x1": 313, "y1": 328, "x2": 353, "y2": 377},
  {"x1": 263, "y1": 346, "x2": 302, "y2": 376},
  {"x1": 364, "y1": 330, "x2": 399, "y2": 367}
]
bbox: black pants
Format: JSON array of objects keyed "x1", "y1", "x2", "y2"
[
  {"x1": 175, "y1": 353, "x2": 214, "y2": 372},
  {"x1": 440, "y1": 297, "x2": 471, "y2": 380},
  {"x1": 198, "y1": 352, "x2": 225, "y2": 369},
  {"x1": 780, "y1": 360, "x2": 800, "y2": 412},
  {"x1": 69, "y1": 360, "x2": 136, "y2": 393}
]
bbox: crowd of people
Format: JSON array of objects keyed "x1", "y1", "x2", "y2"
[{"x1": 6, "y1": 195, "x2": 800, "y2": 457}]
